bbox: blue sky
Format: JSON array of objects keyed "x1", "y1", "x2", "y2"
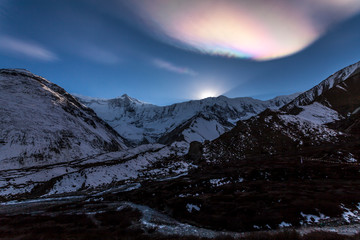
[{"x1": 0, "y1": 0, "x2": 360, "y2": 105}]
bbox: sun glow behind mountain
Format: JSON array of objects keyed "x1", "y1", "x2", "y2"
[
  {"x1": 127, "y1": 0, "x2": 360, "y2": 61},
  {"x1": 199, "y1": 89, "x2": 218, "y2": 99}
]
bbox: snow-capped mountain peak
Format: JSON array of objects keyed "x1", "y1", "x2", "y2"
[
  {"x1": 77, "y1": 92, "x2": 300, "y2": 145},
  {"x1": 118, "y1": 94, "x2": 150, "y2": 106}
]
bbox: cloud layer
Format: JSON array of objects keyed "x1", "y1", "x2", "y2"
[
  {"x1": 0, "y1": 36, "x2": 57, "y2": 61},
  {"x1": 127, "y1": 0, "x2": 360, "y2": 60}
]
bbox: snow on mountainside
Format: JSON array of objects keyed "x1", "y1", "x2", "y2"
[
  {"x1": 102, "y1": 61, "x2": 360, "y2": 233},
  {"x1": 283, "y1": 61, "x2": 360, "y2": 111},
  {"x1": 0, "y1": 69, "x2": 193, "y2": 198},
  {"x1": 206, "y1": 61, "x2": 360, "y2": 162},
  {"x1": 76, "y1": 93, "x2": 300, "y2": 145},
  {"x1": 0, "y1": 69, "x2": 127, "y2": 170},
  {"x1": 0, "y1": 142, "x2": 191, "y2": 197},
  {"x1": 0, "y1": 69, "x2": 298, "y2": 199}
]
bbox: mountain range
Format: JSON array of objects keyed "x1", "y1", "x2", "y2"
[
  {"x1": 0, "y1": 68, "x2": 303, "y2": 198},
  {"x1": 1, "y1": 61, "x2": 360, "y2": 237},
  {"x1": 118, "y1": 60, "x2": 360, "y2": 232},
  {"x1": 75, "y1": 91, "x2": 299, "y2": 146}
]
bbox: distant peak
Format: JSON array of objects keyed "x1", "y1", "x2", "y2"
[
  {"x1": 118, "y1": 93, "x2": 150, "y2": 105},
  {"x1": 216, "y1": 95, "x2": 228, "y2": 99},
  {"x1": 198, "y1": 95, "x2": 228, "y2": 101},
  {"x1": 119, "y1": 94, "x2": 135, "y2": 102}
]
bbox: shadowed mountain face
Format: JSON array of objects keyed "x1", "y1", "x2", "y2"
[
  {"x1": 316, "y1": 68, "x2": 360, "y2": 116},
  {"x1": 282, "y1": 61, "x2": 360, "y2": 112},
  {"x1": 335, "y1": 111, "x2": 360, "y2": 135},
  {"x1": 0, "y1": 69, "x2": 127, "y2": 170},
  {"x1": 207, "y1": 61, "x2": 360, "y2": 161}
]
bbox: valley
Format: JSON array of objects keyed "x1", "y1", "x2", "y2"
[{"x1": 1, "y1": 61, "x2": 360, "y2": 239}]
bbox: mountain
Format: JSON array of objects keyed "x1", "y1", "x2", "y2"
[
  {"x1": 283, "y1": 61, "x2": 360, "y2": 111},
  {"x1": 0, "y1": 69, "x2": 127, "y2": 171},
  {"x1": 2, "y1": 62, "x2": 360, "y2": 236},
  {"x1": 76, "y1": 93, "x2": 300, "y2": 146},
  {"x1": 0, "y1": 69, "x2": 192, "y2": 198},
  {"x1": 208, "y1": 60, "x2": 360, "y2": 162},
  {"x1": 116, "y1": 61, "x2": 360, "y2": 233},
  {"x1": 1, "y1": 62, "x2": 360, "y2": 239}
]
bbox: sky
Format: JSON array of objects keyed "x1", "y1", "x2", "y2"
[{"x1": 0, "y1": 0, "x2": 360, "y2": 105}]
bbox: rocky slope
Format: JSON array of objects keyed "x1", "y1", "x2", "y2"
[
  {"x1": 76, "y1": 92, "x2": 299, "y2": 146},
  {"x1": 0, "y1": 142, "x2": 191, "y2": 198},
  {"x1": 115, "y1": 61, "x2": 360, "y2": 232},
  {"x1": 0, "y1": 69, "x2": 196, "y2": 199},
  {"x1": 283, "y1": 61, "x2": 360, "y2": 111},
  {"x1": 0, "y1": 69, "x2": 127, "y2": 171},
  {"x1": 207, "y1": 60, "x2": 360, "y2": 161}
]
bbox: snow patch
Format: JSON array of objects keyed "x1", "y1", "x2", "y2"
[
  {"x1": 297, "y1": 102, "x2": 340, "y2": 125},
  {"x1": 279, "y1": 222, "x2": 292, "y2": 228},
  {"x1": 300, "y1": 212, "x2": 330, "y2": 224},
  {"x1": 341, "y1": 205, "x2": 360, "y2": 223},
  {"x1": 209, "y1": 178, "x2": 231, "y2": 187},
  {"x1": 186, "y1": 203, "x2": 201, "y2": 213},
  {"x1": 353, "y1": 107, "x2": 360, "y2": 115}
]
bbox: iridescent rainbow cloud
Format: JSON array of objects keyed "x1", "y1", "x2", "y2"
[{"x1": 127, "y1": 0, "x2": 360, "y2": 61}]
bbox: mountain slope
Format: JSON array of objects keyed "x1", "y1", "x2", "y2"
[
  {"x1": 76, "y1": 93, "x2": 300, "y2": 145},
  {"x1": 283, "y1": 61, "x2": 360, "y2": 111},
  {"x1": 208, "y1": 61, "x2": 360, "y2": 161},
  {"x1": 118, "y1": 61, "x2": 360, "y2": 233},
  {"x1": 0, "y1": 69, "x2": 127, "y2": 170}
]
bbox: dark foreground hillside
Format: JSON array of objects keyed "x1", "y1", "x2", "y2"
[
  {"x1": 113, "y1": 150, "x2": 360, "y2": 232},
  {"x1": 1, "y1": 209, "x2": 360, "y2": 240}
]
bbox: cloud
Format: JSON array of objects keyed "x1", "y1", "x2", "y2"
[
  {"x1": 0, "y1": 36, "x2": 57, "y2": 61},
  {"x1": 152, "y1": 58, "x2": 197, "y2": 76},
  {"x1": 125, "y1": 0, "x2": 360, "y2": 61}
]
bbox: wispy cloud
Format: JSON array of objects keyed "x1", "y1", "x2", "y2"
[
  {"x1": 0, "y1": 36, "x2": 57, "y2": 61},
  {"x1": 152, "y1": 58, "x2": 197, "y2": 76}
]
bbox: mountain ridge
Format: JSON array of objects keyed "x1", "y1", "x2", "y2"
[
  {"x1": 282, "y1": 60, "x2": 360, "y2": 112},
  {"x1": 76, "y1": 92, "x2": 300, "y2": 145},
  {"x1": 0, "y1": 68, "x2": 127, "y2": 171},
  {"x1": 206, "y1": 61, "x2": 360, "y2": 162}
]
